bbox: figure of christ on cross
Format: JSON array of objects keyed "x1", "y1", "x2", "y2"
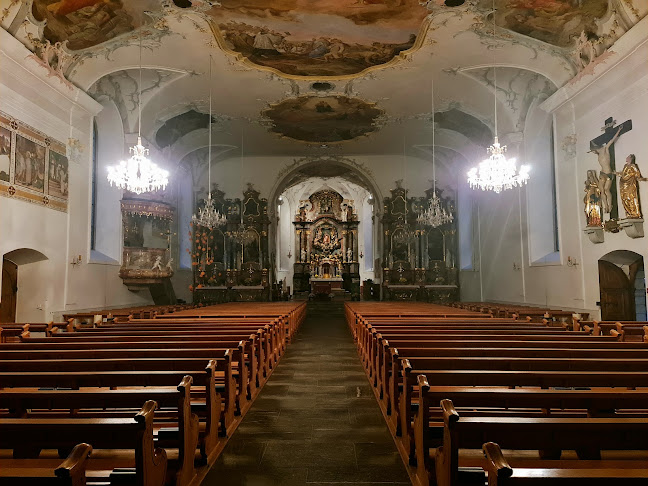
[{"x1": 589, "y1": 117, "x2": 632, "y2": 220}]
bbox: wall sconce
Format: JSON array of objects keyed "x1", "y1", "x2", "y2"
[
  {"x1": 567, "y1": 256, "x2": 579, "y2": 267},
  {"x1": 359, "y1": 251, "x2": 364, "y2": 259},
  {"x1": 287, "y1": 247, "x2": 292, "y2": 259},
  {"x1": 71, "y1": 254, "x2": 82, "y2": 267},
  {"x1": 512, "y1": 262, "x2": 521, "y2": 271}
]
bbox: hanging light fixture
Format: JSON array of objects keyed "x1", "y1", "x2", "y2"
[
  {"x1": 107, "y1": 27, "x2": 168, "y2": 194},
  {"x1": 418, "y1": 79, "x2": 454, "y2": 228},
  {"x1": 467, "y1": 0, "x2": 529, "y2": 194},
  {"x1": 191, "y1": 55, "x2": 227, "y2": 229}
]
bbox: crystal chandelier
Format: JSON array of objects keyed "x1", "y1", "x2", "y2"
[
  {"x1": 467, "y1": 0, "x2": 530, "y2": 193},
  {"x1": 191, "y1": 55, "x2": 227, "y2": 229},
  {"x1": 468, "y1": 137, "x2": 530, "y2": 193},
  {"x1": 417, "y1": 78, "x2": 453, "y2": 228},
  {"x1": 418, "y1": 193, "x2": 454, "y2": 227},
  {"x1": 106, "y1": 29, "x2": 168, "y2": 194}
]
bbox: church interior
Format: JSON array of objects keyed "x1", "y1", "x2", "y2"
[{"x1": 1, "y1": 0, "x2": 648, "y2": 485}]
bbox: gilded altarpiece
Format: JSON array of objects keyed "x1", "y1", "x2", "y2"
[
  {"x1": 382, "y1": 183, "x2": 458, "y2": 303},
  {"x1": 192, "y1": 184, "x2": 271, "y2": 303},
  {"x1": 293, "y1": 190, "x2": 359, "y2": 299}
]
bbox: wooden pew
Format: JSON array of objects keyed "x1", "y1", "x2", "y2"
[
  {"x1": 374, "y1": 343, "x2": 648, "y2": 415},
  {"x1": 0, "y1": 359, "x2": 228, "y2": 443},
  {"x1": 0, "y1": 401, "x2": 167, "y2": 486},
  {"x1": 414, "y1": 379, "x2": 648, "y2": 485},
  {"x1": 0, "y1": 377, "x2": 199, "y2": 486},
  {"x1": 396, "y1": 356, "x2": 648, "y2": 460},
  {"x1": 481, "y1": 442, "x2": 648, "y2": 486},
  {"x1": 0, "y1": 443, "x2": 92, "y2": 486},
  {"x1": 432, "y1": 399, "x2": 648, "y2": 486},
  {"x1": 4, "y1": 339, "x2": 256, "y2": 403}
]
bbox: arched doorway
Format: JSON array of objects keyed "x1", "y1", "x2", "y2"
[
  {"x1": 1, "y1": 249, "x2": 49, "y2": 322},
  {"x1": 598, "y1": 250, "x2": 646, "y2": 321},
  {"x1": 1, "y1": 259, "x2": 17, "y2": 322}
]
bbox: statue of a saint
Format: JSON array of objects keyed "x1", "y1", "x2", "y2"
[
  {"x1": 616, "y1": 154, "x2": 647, "y2": 220},
  {"x1": 347, "y1": 247, "x2": 353, "y2": 262},
  {"x1": 300, "y1": 249, "x2": 307, "y2": 262},
  {"x1": 340, "y1": 205, "x2": 347, "y2": 222},
  {"x1": 583, "y1": 170, "x2": 603, "y2": 227},
  {"x1": 589, "y1": 126, "x2": 622, "y2": 213}
]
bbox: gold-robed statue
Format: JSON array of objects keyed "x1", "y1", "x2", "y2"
[
  {"x1": 583, "y1": 170, "x2": 603, "y2": 227},
  {"x1": 616, "y1": 154, "x2": 647, "y2": 220}
]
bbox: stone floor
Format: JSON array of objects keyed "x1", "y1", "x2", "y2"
[{"x1": 202, "y1": 302, "x2": 410, "y2": 486}]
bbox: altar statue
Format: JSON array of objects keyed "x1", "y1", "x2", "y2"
[
  {"x1": 583, "y1": 170, "x2": 603, "y2": 227},
  {"x1": 346, "y1": 248, "x2": 353, "y2": 262},
  {"x1": 616, "y1": 154, "x2": 647, "y2": 219},
  {"x1": 300, "y1": 249, "x2": 307, "y2": 262},
  {"x1": 589, "y1": 126, "x2": 622, "y2": 214}
]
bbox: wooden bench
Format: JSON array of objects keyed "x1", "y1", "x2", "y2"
[
  {"x1": 431, "y1": 399, "x2": 648, "y2": 486},
  {"x1": 414, "y1": 380, "x2": 648, "y2": 485},
  {"x1": 0, "y1": 377, "x2": 199, "y2": 486},
  {"x1": 0, "y1": 442, "x2": 92, "y2": 486},
  {"x1": 0, "y1": 401, "x2": 167, "y2": 486},
  {"x1": 0, "y1": 358, "x2": 228, "y2": 442}
]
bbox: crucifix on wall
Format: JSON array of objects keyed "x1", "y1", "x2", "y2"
[{"x1": 589, "y1": 117, "x2": 632, "y2": 225}]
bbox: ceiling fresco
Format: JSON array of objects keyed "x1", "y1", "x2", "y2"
[
  {"x1": 31, "y1": 0, "x2": 161, "y2": 51},
  {"x1": 486, "y1": 0, "x2": 610, "y2": 47},
  {"x1": 206, "y1": 0, "x2": 429, "y2": 77},
  {"x1": 262, "y1": 95, "x2": 383, "y2": 143}
]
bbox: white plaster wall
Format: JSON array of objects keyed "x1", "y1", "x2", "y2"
[
  {"x1": 0, "y1": 31, "x2": 153, "y2": 321},
  {"x1": 459, "y1": 21, "x2": 648, "y2": 317}
]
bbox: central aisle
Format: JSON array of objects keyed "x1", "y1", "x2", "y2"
[{"x1": 203, "y1": 302, "x2": 410, "y2": 485}]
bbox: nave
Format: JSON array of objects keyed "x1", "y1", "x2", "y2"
[
  {"x1": 2, "y1": 300, "x2": 648, "y2": 485},
  {"x1": 202, "y1": 302, "x2": 410, "y2": 486}
]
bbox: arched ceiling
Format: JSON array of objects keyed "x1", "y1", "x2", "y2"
[{"x1": 4, "y1": 0, "x2": 645, "y2": 177}]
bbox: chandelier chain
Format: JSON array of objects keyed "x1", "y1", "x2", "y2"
[
  {"x1": 191, "y1": 54, "x2": 227, "y2": 229},
  {"x1": 466, "y1": 0, "x2": 530, "y2": 194}
]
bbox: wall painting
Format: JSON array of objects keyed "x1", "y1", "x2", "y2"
[{"x1": 0, "y1": 111, "x2": 68, "y2": 212}]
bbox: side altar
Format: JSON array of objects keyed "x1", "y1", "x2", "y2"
[{"x1": 292, "y1": 190, "x2": 359, "y2": 299}]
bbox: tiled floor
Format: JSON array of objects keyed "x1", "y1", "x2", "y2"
[{"x1": 202, "y1": 302, "x2": 410, "y2": 486}]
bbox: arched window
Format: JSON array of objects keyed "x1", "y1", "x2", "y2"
[
  {"x1": 90, "y1": 121, "x2": 98, "y2": 250},
  {"x1": 526, "y1": 101, "x2": 559, "y2": 264}
]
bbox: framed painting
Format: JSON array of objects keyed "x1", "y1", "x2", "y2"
[
  {"x1": 14, "y1": 134, "x2": 46, "y2": 193},
  {"x1": 0, "y1": 126, "x2": 10, "y2": 183},
  {"x1": 48, "y1": 150, "x2": 69, "y2": 199}
]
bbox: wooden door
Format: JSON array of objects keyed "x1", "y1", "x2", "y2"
[
  {"x1": 598, "y1": 260, "x2": 635, "y2": 321},
  {"x1": 0, "y1": 259, "x2": 17, "y2": 323}
]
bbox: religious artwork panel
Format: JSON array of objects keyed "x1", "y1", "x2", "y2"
[
  {"x1": 208, "y1": 0, "x2": 429, "y2": 77},
  {"x1": 31, "y1": 0, "x2": 161, "y2": 51},
  {"x1": 485, "y1": 0, "x2": 609, "y2": 47},
  {"x1": 48, "y1": 150, "x2": 69, "y2": 200},
  {"x1": 0, "y1": 111, "x2": 67, "y2": 212},
  {"x1": 263, "y1": 96, "x2": 383, "y2": 143},
  {"x1": 0, "y1": 126, "x2": 10, "y2": 183},
  {"x1": 14, "y1": 134, "x2": 46, "y2": 193}
]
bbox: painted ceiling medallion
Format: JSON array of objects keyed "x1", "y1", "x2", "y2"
[
  {"x1": 262, "y1": 96, "x2": 383, "y2": 143},
  {"x1": 207, "y1": 0, "x2": 429, "y2": 78},
  {"x1": 31, "y1": 0, "x2": 160, "y2": 51},
  {"x1": 482, "y1": 0, "x2": 609, "y2": 48}
]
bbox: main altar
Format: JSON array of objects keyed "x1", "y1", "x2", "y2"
[{"x1": 293, "y1": 190, "x2": 359, "y2": 299}]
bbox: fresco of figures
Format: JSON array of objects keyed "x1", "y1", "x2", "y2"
[
  {"x1": 210, "y1": 0, "x2": 427, "y2": 76},
  {"x1": 0, "y1": 126, "x2": 10, "y2": 182},
  {"x1": 31, "y1": 0, "x2": 160, "y2": 51},
  {"x1": 263, "y1": 95, "x2": 383, "y2": 142},
  {"x1": 48, "y1": 151, "x2": 69, "y2": 200},
  {"x1": 484, "y1": 0, "x2": 609, "y2": 47},
  {"x1": 14, "y1": 135, "x2": 46, "y2": 193}
]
